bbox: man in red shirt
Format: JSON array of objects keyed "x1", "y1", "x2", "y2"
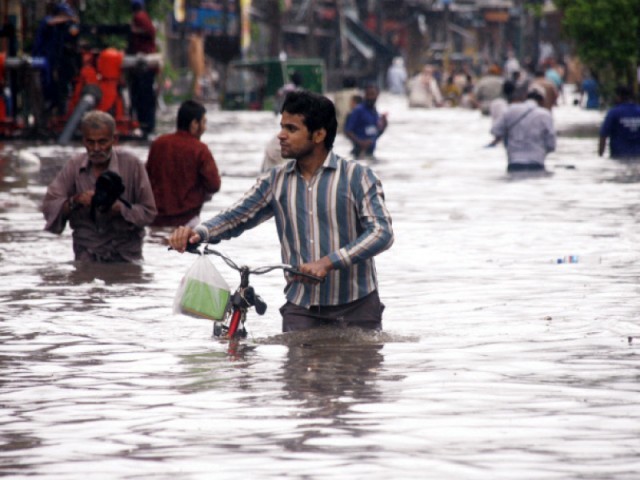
[
  {"x1": 146, "y1": 100, "x2": 221, "y2": 227},
  {"x1": 128, "y1": 0, "x2": 157, "y2": 136}
]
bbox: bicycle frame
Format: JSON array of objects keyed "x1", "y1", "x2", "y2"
[
  {"x1": 190, "y1": 244, "x2": 322, "y2": 340},
  {"x1": 213, "y1": 263, "x2": 263, "y2": 339}
]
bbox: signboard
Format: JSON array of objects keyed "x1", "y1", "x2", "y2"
[
  {"x1": 483, "y1": 10, "x2": 510, "y2": 23},
  {"x1": 184, "y1": 1, "x2": 239, "y2": 36},
  {"x1": 174, "y1": 0, "x2": 241, "y2": 63}
]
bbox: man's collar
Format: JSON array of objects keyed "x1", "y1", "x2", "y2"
[
  {"x1": 176, "y1": 129, "x2": 195, "y2": 138},
  {"x1": 286, "y1": 151, "x2": 337, "y2": 174},
  {"x1": 325, "y1": 151, "x2": 339, "y2": 169},
  {"x1": 79, "y1": 149, "x2": 119, "y2": 173}
]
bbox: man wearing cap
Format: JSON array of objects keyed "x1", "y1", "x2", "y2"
[{"x1": 490, "y1": 86, "x2": 556, "y2": 173}]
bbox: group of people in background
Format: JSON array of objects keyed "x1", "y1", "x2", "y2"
[
  {"x1": 42, "y1": 99, "x2": 220, "y2": 263},
  {"x1": 39, "y1": 41, "x2": 640, "y2": 336},
  {"x1": 385, "y1": 54, "x2": 568, "y2": 113},
  {"x1": 43, "y1": 91, "x2": 394, "y2": 334},
  {"x1": 382, "y1": 52, "x2": 640, "y2": 169},
  {"x1": 377, "y1": 54, "x2": 569, "y2": 170},
  {"x1": 33, "y1": 0, "x2": 158, "y2": 137},
  {"x1": 42, "y1": 55, "x2": 640, "y2": 264}
]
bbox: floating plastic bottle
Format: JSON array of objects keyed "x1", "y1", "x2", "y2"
[
  {"x1": 556, "y1": 255, "x2": 579, "y2": 264},
  {"x1": 554, "y1": 255, "x2": 602, "y2": 264}
]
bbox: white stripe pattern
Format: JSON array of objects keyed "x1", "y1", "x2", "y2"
[{"x1": 196, "y1": 152, "x2": 394, "y2": 308}]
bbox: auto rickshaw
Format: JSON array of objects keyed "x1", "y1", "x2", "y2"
[{"x1": 223, "y1": 58, "x2": 325, "y2": 111}]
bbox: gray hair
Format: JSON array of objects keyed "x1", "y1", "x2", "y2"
[{"x1": 80, "y1": 110, "x2": 116, "y2": 135}]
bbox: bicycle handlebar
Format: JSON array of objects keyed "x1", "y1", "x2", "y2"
[
  {"x1": 203, "y1": 245, "x2": 324, "y2": 283},
  {"x1": 173, "y1": 244, "x2": 324, "y2": 283}
]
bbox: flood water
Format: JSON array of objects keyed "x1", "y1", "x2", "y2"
[{"x1": 1, "y1": 91, "x2": 639, "y2": 479}]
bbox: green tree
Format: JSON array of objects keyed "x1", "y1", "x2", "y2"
[
  {"x1": 79, "y1": 0, "x2": 171, "y2": 49},
  {"x1": 554, "y1": 0, "x2": 640, "y2": 100}
]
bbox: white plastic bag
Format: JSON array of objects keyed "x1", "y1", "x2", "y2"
[{"x1": 174, "y1": 255, "x2": 231, "y2": 321}]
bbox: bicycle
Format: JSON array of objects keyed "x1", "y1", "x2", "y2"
[{"x1": 182, "y1": 244, "x2": 323, "y2": 339}]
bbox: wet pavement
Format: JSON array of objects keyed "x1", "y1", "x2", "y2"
[{"x1": 1, "y1": 91, "x2": 639, "y2": 479}]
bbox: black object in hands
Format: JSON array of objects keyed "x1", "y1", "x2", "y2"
[{"x1": 90, "y1": 171, "x2": 131, "y2": 221}]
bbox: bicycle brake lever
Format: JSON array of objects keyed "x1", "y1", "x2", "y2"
[
  {"x1": 167, "y1": 243, "x2": 202, "y2": 254},
  {"x1": 185, "y1": 243, "x2": 201, "y2": 254},
  {"x1": 254, "y1": 294, "x2": 267, "y2": 315}
]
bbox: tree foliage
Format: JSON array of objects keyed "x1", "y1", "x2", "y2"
[
  {"x1": 78, "y1": 0, "x2": 172, "y2": 50},
  {"x1": 554, "y1": 0, "x2": 640, "y2": 96},
  {"x1": 80, "y1": 0, "x2": 171, "y2": 25}
]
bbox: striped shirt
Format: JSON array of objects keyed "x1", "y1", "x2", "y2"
[{"x1": 195, "y1": 151, "x2": 394, "y2": 308}]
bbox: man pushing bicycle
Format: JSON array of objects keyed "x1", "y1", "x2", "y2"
[{"x1": 168, "y1": 90, "x2": 394, "y2": 332}]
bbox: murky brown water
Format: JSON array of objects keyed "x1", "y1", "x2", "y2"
[{"x1": 1, "y1": 92, "x2": 639, "y2": 479}]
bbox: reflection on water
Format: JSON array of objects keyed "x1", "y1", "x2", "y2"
[
  {"x1": 67, "y1": 261, "x2": 154, "y2": 285},
  {"x1": 1, "y1": 96, "x2": 640, "y2": 479},
  {"x1": 177, "y1": 330, "x2": 397, "y2": 460},
  {"x1": 280, "y1": 332, "x2": 384, "y2": 411},
  {"x1": 607, "y1": 158, "x2": 640, "y2": 184}
]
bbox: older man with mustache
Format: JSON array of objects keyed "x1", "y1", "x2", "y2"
[{"x1": 43, "y1": 111, "x2": 157, "y2": 262}]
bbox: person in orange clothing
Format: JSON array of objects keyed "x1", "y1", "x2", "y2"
[{"x1": 145, "y1": 100, "x2": 221, "y2": 227}]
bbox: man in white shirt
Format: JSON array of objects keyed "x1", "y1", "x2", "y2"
[{"x1": 490, "y1": 86, "x2": 556, "y2": 172}]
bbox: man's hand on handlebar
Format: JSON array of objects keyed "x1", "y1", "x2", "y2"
[
  {"x1": 167, "y1": 226, "x2": 202, "y2": 253},
  {"x1": 296, "y1": 257, "x2": 333, "y2": 284}
]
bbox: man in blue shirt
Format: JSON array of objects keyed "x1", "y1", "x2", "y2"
[
  {"x1": 599, "y1": 86, "x2": 640, "y2": 159},
  {"x1": 580, "y1": 72, "x2": 599, "y2": 110},
  {"x1": 168, "y1": 91, "x2": 394, "y2": 332},
  {"x1": 344, "y1": 84, "x2": 388, "y2": 159}
]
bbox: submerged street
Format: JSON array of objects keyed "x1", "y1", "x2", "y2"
[{"x1": 1, "y1": 92, "x2": 639, "y2": 479}]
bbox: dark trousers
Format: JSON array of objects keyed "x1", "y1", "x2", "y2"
[
  {"x1": 280, "y1": 290, "x2": 384, "y2": 332},
  {"x1": 130, "y1": 70, "x2": 156, "y2": 134},
  {"x1": 507, "y1": 163, "x2": 545, "y2": 173}
]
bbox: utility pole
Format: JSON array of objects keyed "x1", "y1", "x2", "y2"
[
  {"x1": 517, "y1": 0, "x2": 525, "y2": 61},
  {"x1": 306, "y1": 0, "x2": 316, "y2": 57},
  {"x1": 268, "y1": 0, "x2": 282, "y2": 57},
  {"x1": 338, "y1": 0, "x2": 348, "y2": 69},
  {"x1": 442, "y1": 0, "x2": 452, "y2": 75},
  {"x1": 530, "y1": 0, "x2": 544, "y2": 67},
  {"x1": 376, "y1": 0, "x2": 384, "y2": 85}
]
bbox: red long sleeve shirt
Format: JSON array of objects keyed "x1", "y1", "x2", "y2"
[
  {"x1": 129, "y1": 10, "x2": 156, "y2": 54},
  {"x1": 146, "y1": 130, "x2": 221, "y2": 227}
]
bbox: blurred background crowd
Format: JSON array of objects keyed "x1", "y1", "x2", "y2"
[{"x1": 0, "y1": 0, "x2": 634, "y2": 141}]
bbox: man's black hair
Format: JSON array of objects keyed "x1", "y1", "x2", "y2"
[
  {"x1": 502, "y1": 80, "x2": 515, "y2": 99},
  {"x1": 281, "y1": 90, "x2": 337, "y2": 150},
  {"x1": 177, "y1": 100, "x2": 206, "y2": 131},
  {"x1": 615, "y1": 85, "x2": 633, "y2": 102},
  {"x1": 526, "y1": 89, "x2": 544, "y2": 104},
  {"x1": 289, "y1": 71, "x2": 303, "y2": 87}
]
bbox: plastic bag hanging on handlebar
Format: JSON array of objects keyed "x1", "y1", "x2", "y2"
[{"x1": 174, "y1": 255, "x2": 231, "y2": 321}]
